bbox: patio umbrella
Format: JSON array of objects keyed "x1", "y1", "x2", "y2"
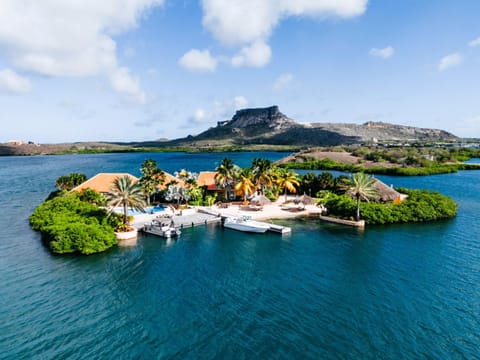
[
  {"x1": 250, "y1": 194, "x2": 272, "y2": 205},
  {"x1": 298, "y1": 194, "x2": 315, "y2": 205}
]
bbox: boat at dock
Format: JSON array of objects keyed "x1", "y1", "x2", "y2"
[
  {"x1": 223, "y1": 216, "x2": 270, "y2": 233},
  {"x1": 143, "y1": 220, "x2": 181, "y2": 238}
]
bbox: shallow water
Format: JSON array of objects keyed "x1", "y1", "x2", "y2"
[{"x1": 1, "y1": 153, "x2": 479, "y2": 359}]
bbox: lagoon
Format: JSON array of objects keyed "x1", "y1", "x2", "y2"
[{"x1": 1, "y1": 152, "x2": 479, "y2": 358}]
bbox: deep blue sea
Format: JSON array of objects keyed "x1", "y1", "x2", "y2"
[{"x1": 1, "y1": 152, "x2": 479, "y2": 359}]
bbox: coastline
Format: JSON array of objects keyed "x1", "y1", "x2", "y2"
[{"x1": 132, "y1": 196, "x2": 325, "y2": 230}]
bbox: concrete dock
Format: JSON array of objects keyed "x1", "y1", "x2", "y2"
[
  {"x1": 198, "y1": 208, "x2": 291, "y2": 235},
  {"x1": 171, "y1": 212, "x2": 222, "y2": 229}
]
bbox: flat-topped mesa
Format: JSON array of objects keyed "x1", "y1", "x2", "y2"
[
  {"x1": 361, "y1": 121, "x2": 456, "y2": 140},
  {"x1": 225, "y1": 105, "x2": 296, "y2": 130}
]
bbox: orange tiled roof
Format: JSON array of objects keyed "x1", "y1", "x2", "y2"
[
  {"x1": 197, "y1": 171, "x2": 218, "y2": 190},
  {"x1": 73, "y1": 171, "x2": 188, "y2": 194},
  {"x1": 72, "y1": 173, "x2": 139, "y2": 193},
  {"x1": 156, "y1": 172, "x2": 185, "y2": 190}
]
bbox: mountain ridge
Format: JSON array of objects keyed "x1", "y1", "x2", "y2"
[
  {"x1": 0, "y1": 106, "x2": 460, "y2": 155},
  {"x1": 164, "y1": 105, "x2": 457, "y2": 148}
]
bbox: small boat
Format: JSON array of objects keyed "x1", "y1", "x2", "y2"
[
  {"x1": 144, "y1": 220, "x2": 181, "y2": 238},
  {"x1": 223, "y1": 216, "x2": 270, "y2": 233}
]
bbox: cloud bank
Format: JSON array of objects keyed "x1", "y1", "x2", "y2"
[
  {"x1": 0, "y1": 0, "x2": 164, "y2": 102},
  {"x1": 180, "y1": 0, "x2": 368, "y2": 71},
  {"x1": 201, "y1": 0, "x2": 368, "y2": 46}
]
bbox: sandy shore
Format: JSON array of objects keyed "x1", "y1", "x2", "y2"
[{"x1": 200, "y1": 197, "x2": 324, "y2": 221}]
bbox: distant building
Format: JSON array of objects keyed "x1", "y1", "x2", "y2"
[{"x1": 6, "y1": 140, "x2": 26, "y2": 145}]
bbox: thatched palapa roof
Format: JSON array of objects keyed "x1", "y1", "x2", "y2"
[
  {"x1": 250, "y1": 194, "x2": 272, "y2": 205},
  {"x1": 372, "y1": 179, "x2": 407, "y2": 202},
  {"x1": 297, "y1": 194, "x2": 316, "y2": 205}
]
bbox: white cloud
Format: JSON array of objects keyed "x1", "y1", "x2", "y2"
[
  {"x1": 438, "y1": 53, "x2": 463, "y2": 71},
  {"x1": 231, "y1": 41, "x2": 271, "y2": 68},
  {"x1": 0, "y1": 0, "x2": 163, "y2": 102},
  {"x1": 108, "y1": 67, "x2": 146, "y2": 104},
  {"x1": 188, "y1": 96, "x2": 248, "y2": 126},
  {"x1": 468, "y1": 37, "x2": 480, "y2": 47},
  {"x1": 201, "y1": 0, "x2": 368, "y2": 46},
  {"x1": 0, "y1": 69, "x2": 31, "y2": 94},
  {"x1": 273, "y1": 73, "x2": 294, "y2": 91},
  {"x1": 201, "y1": 0, "x2": 367, "y2": 67},
  {"x1": 178, "y1": 49, "x2": 218, "y2": 72},
  {"x1": 369, "y1": 46, "x2": 394, "y2": 59},
  {"x1": 192, "y1": 108, "x2": 207, "y2": 122}
]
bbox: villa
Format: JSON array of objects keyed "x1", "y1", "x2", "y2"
[
  {"x1": 72, "y1": 171, "x2": 185, "y2": 194},
  {"x1": 197, "y1": 171, "x2": 236, "y2": 200}
]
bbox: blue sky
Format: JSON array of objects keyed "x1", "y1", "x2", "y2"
[{"x1": 0, "y1": 0, "x2": 479, "y2": 143}]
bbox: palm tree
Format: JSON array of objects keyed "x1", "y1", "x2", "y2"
[
  {"x1": 215, "y1": 157, "x2": 238, "y2": 201},
  {"x1": 344, "y1": 173, "x2": 378, "y2": 221},
  {"x1": 140, "y1": 159, "x2": 165, "y2": 205},
  {"x1": 188, "y1": 186, "x2": 204, "y2": 205},
  {"x1": 106, "y1": 176, "x2": 146, "y2": 226},
  {"x1": 234, "y1": 168, "x2": 256, "y2": 202},
  {"x1": 252, "y1": 158, "x2": 274, "y2": 195},
  {"x1": 175, "y1": 169, "x2": 198, "y2": 188},
  {"x1": 276, "y1": 169, "x2": 300, "y2": 202}
]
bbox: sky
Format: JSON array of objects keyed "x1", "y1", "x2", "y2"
[{"x1": 0, "y1": 0, "x2": 479, "y2": 143}]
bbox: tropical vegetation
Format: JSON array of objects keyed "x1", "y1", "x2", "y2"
[
  {"x1": 55, "y1": 173, "x2": 87, "y2": 191},
  {"x1": 106, "y1": 175, "x2": 146, "y2": 230},
  {"x1": 342, "y1": 173, "x2": 378, "y2": 221},
  {"x1": 29, "y1": 191, "x2": 117, "y2": 255},
  {"x1": 214, "y1": 157, "x2": 238, "y2": 201},
  {"x1": 321, "y1": 188, "x2": 457, "y2": 225},
  {"x1": 234, "y1": 167, "x2": 256, "y2": 202},
  {"x1": 139, "y1": 159, "x2": 165, "y2": 205},
  {"x1": 30, "y1": 157, "x2": 459, "y2": 257},
  {"x1": 280, "y1": 146, "x2": 480, "y2": 176},
  {"x1": 276, "y1": 168, "x2": 300, "y2": 202}
]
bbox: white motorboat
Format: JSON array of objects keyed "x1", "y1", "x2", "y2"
[
  {"x1": 223, "y1": 216, "x2": 270, "y2": 233},
  {"x1": 144, "y1": 220, "x2": 181, "y2": 238}
]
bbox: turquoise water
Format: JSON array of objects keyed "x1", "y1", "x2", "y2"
[{"x1": 1, "y1": 153, "x2": 479, "y2": 359}]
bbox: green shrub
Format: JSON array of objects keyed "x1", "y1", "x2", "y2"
[
  {"x1": 323, "y1": 188, "x2": 457, "y2": 225},
  {"x1": 29, "y1": 193, "x2": 117, "y2": 255}
]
